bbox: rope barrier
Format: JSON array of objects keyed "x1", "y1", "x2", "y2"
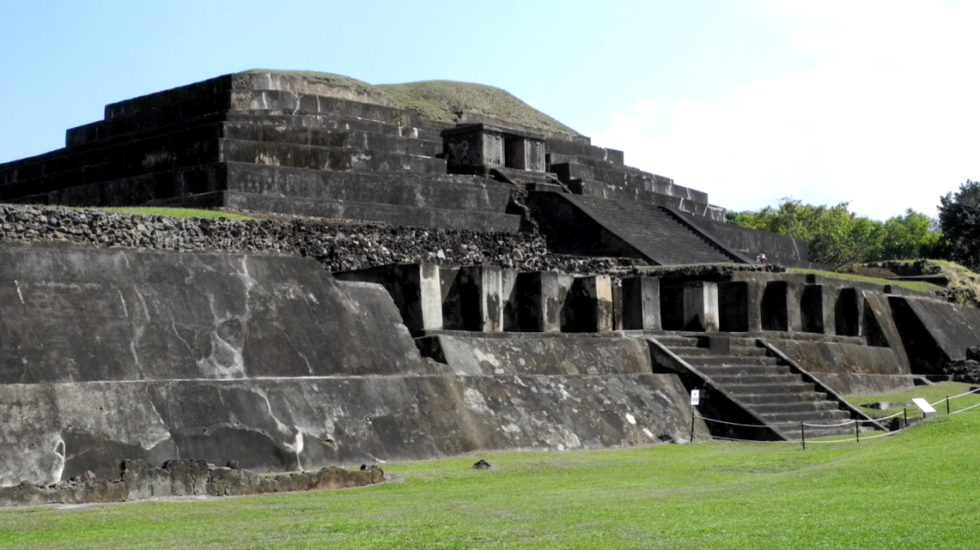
[
  {"x1": 694, "y1": 415, "x2": 770, "y2": 429},
  {"x1": 950, "y1": 401, "x2": 980, "y2": 414},
  {"x1": 801, "y1": 419, "x2": 855, "y2": 428},
  {"x1": 688, "y1": 384, "x2": 979, "y2": 448}
]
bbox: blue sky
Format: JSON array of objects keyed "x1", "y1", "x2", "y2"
[{"x1": 1, "y1": 0, "x2": 977, "y2": 219}]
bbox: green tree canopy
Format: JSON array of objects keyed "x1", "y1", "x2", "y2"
[
  {"x1": 938, "y1": 180, "x2": 980, "y2": 271},
  {"x1": 728, "y1": 199, "x2": 940, "y2": 269}
]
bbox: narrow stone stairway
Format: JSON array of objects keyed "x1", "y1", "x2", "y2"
[
  {"x1": 658, "y1": 335, "x2": 856, "y2": 439},
  {"x1": 572, "y1": 196, "x2": 735, "y2": 265}
]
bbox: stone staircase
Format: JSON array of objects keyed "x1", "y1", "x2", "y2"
[
  {"x1": 657, "y1": 335, "x2": 857, "y2": 439},
  {"x1": 572, "y1": 196, "x2": 737, "y2": 265}
]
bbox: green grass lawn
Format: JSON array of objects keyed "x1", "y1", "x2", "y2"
[
  {"x1": 82, "y1": 206, "x2": 255, "y2": 220},
  {"x1": 2, "y1": 405, "x2": 978, "y2": 549}
]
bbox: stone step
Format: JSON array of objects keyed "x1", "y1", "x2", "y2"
[
  {"x1": 724, "y1": 382, "x2": 815, "y2": 395},
  {"x1": 695, "y1": 364, "x2": 791, "y2": 376},
  {"x1": 1, "y1": 136, "x2": 451, "y2": 201},
  {"x1": 654, "y1": 335, "x2": 701, "y2": 348},
  {"x1": 19, "y1": 161, "x2": 516, "y2": 216},
  {"x1": 545, "y1": 138, "x2": 625, "y2": 166},
  {"x1": 771, "y1": 422, "x2": 857, "y2": 440},
  {"x1": 588, "y1": 164, "x2": 708, "y2": 203},
  {"x1": 218, "y1": 139, "x2": 448, "y2": 174},
  {"x1": 681, "y1": 356, "x2": 781, "y2": 367},
  {"x1": 706, "y1": 373, "x2": 807, "y2": 386},
  {"x1": 749, "y1": 400, "x2": 842, "y2": 415},
  {"x1": 733, "y1": 391, "x2": 829, "y2": 405},
  {"x1": 758, "y1": 409, "x2": 851, "y2": 423},
  {"x1": 221, "y1": 162, "x2": 513, "y2": 212},
  {"x1": 218, "y1": 191, "x2": 522, "y2": 232}
]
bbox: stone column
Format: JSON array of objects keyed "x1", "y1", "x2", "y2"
[
  {"x1": 682, "y1": 281, "x2": 719, "y2": 332},
  {"x1": 801, "y1": 284, "x2": 839, "y2": 334},
  {"x1": 458, "y1": 266, "x2": 504, "y2": 332},
  {"x1": 718, "y1": 281, "x2": 763, "y2": 332},
  {"x1": 564, "y1": 275, "x2": 613, "y2": 332},
  {"x1": 621, "y1": 276, "x2": 661, "y2": 330},
  {"x1": 516, "y1": 271, "x2": 573, "y2": 332},
  {"x1": 334, "y1": 263, "x2": 443, "y2": 334}
]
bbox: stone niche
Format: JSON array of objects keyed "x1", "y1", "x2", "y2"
[{"x1": 442, "y1": 123, "x2": 546, "y2": 173}]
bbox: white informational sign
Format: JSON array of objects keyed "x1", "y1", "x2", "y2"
[
  {"x1": 912, "y1": 398, "x2": 936, "y2": 414},
  {"x1": 690, "y1": 389, "x2": 700, "y2": 406}
]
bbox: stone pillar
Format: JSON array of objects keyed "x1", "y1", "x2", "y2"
[
  {"x1": 835, "y1": 287, "x2": 864, "y2": 337},
  {"x1": 718, "y1": 281, "x2": 763, "y2": 332},
  {"x1": 501, "y1": 268, "x2": 520, "y2": 332},
  {"x1": 682, "y1": 281, "x2": 718, "y2": 332},
  {"x1": 439, "y1": 266, "x2": 463, "y2": 330},
  {"x1": 761, "y1": 281, "x2": 801, "y2": 332},
  {"x1": 621, "y1": 276, "x2": 661, "y2": 330},
  {"x1": 801, "y1": 285, "x2": 838, "y2": 334},
  {"x1": 334, "y1": 263, "x2": 442, "y2": 334},
  {"x1": 563, "y1": 275, "x2": 613, "y2": 332},
  {"x1": 516, "y1": 271, "x2": 573, "y2": 332},
  {"x1": 458, "y1": 266, "x2": 504, "y2": 332}
]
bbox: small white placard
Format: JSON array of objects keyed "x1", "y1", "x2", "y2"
[
  {"x1": 690, "y1": 389, "x2": 700, "y2": 406},
  {"x1": 912, "y1": 398, "x2": 936, "y2": 414}
]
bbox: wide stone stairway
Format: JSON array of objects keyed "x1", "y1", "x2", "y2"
[
  {"x1": 656, "y1": 335, "x2": 857, "y2": 439},
  {"x1": 572, "y1": 196, "x2": 739, "y2": 265}
]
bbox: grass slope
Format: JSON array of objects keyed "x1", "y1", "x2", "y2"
[
  {"x1": 238, "y1": 69, "x2": 581, "y2": 137},
  {"x1": 379, "y1": 80, "x2": 580, "y2": 136},
  {"x1": 2, "y1": 407, "x2": 978, "y2": 549}
]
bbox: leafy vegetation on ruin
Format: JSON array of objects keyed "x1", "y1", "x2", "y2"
[{"x1": 3, "y1": 391, "x2": 979, "y2": 549}]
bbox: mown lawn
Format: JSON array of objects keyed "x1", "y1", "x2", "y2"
[{"x1": 2, "y1": 404, "x2": 978, "y2": 549}]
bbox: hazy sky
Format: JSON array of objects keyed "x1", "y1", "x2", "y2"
[{"x1": 1, "y1": 0, "x2": 977, "y2": 219}]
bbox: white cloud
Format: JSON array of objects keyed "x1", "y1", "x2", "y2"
[{"x1": 590, "y1": 0, "x2": 980, "y2": 220}]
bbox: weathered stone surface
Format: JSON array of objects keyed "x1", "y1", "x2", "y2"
[
  {"x1": 0, "y1": 242, "x2": 696, "y2": 488},
  {"x1": 889, "y1": 296, "x2": 980, "y2": 374},
  {"x1": 767, "y1": 341, "x2": 910, "y2": 377},
  {"x1": 417, "y1": 334, "x2": 653, "y2": 376},
  {"x1": 0, "y1": 459, "x2": 383, "y2": 507}
]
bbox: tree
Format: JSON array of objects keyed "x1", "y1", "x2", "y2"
[
  {"x1": 938, "y1": 180, "x2": 980, "y2": 270},
  {"x1": 729, "y1": 198, "x2": 941, "y2": 269}
]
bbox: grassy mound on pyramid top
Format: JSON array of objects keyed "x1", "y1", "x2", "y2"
[{"x1": 241, "y1": 69, "x2": 581, "y2": 137}]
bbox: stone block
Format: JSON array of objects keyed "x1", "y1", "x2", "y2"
[
  {"x1": 458, "y1": 266, "x2": 504, "y2": 332},
  {"x1": 562, "y1": 275, "x2": 613, "y2": 332},
  {"x1": 718, "y1": 281, "x2": 763, "y2": 332},
  {"x1": 835, "y1": 287, "x2": 863, "y2": 337},
  {"x1": 621, "y1": 276, "x2": 661, "y2": 330},
  {"x1": 334, "y1": 263, "x2": 442, "y2": 334},
  {"x1": 516, "y1": 271, "x2": 573, "y2": 332},
  {"x1": 682, "y1": 281, "x2": 718, "y2": 332},
  {"x1": 761, "y1": 281, "x2": 801, "y2": 332},
  {"x1": 801, "y1": 285, "x2": 839, "y2": 335}
]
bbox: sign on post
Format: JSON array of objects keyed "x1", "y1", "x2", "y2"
[
  {"x1": 912, "y1": 397, "x2": 936, "y2": 414},
  {"x1": 690, "y1": 389, "x2": 700, "y2": 406}
]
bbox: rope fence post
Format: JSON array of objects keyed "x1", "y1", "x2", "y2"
[
  {"x1": 800, "y1": 422, "x2": 806, "y2": 451},
  {"x1": 855, "y1": 420, "x2": 860, "y2": 443},
  {"x1": 904, "y1": 408, "x2": 908, "y2": 429},
  {"x1": 690, "y1": 413, "x2": 695, "y2": 443},
  {"x1": 947, "y1": 396, "x2": 950, "y2": 415}
]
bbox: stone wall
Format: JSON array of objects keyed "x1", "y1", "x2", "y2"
[
  {"x1": 0, "y1": 204, "x2": 639, "y2": 274},
  {"x1": 0, "y1": 459, "x2": 384, "y2": 507}
]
